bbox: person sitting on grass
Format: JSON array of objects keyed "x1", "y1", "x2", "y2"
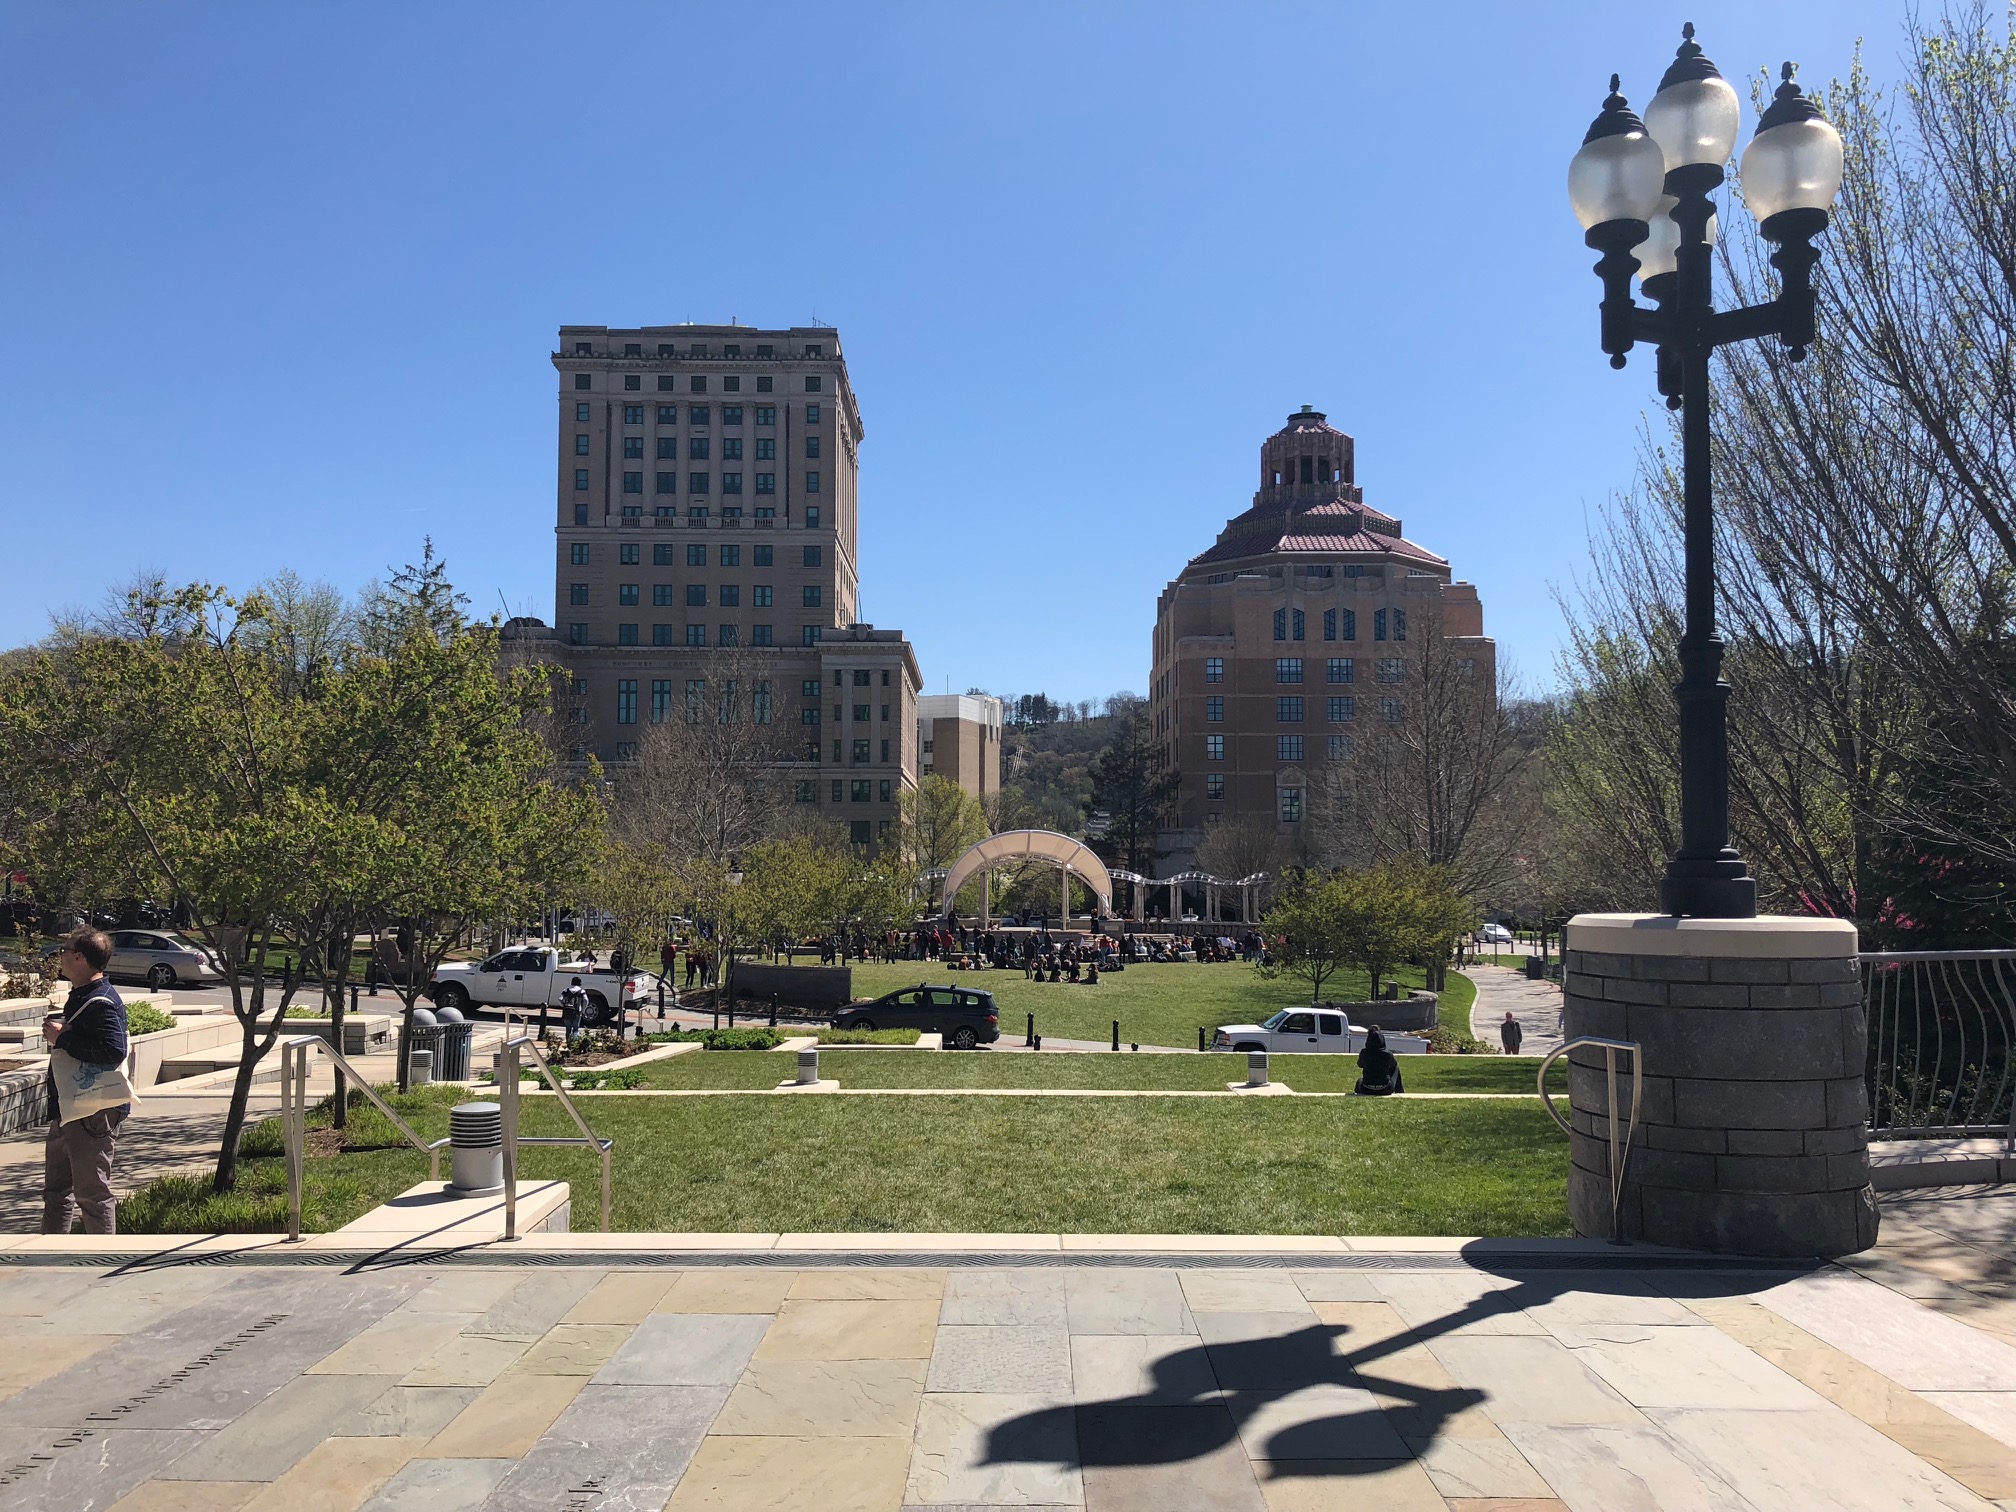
[
  {"x1": 1084, "y1": 962, "x2": 1100, "y2": 986},
  {"x1": 1353, "y1": 1026, "x2": 1404, "y2": 1097}
]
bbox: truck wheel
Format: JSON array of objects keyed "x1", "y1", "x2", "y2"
[
  {"x1": 435, "y1": 982, "x2": 469, "y2": 1013},
  {"x1": 948, "y1": 1025, "x2": 978, "y2": 1050},
  {"x1": 851, "y1": 1018, "x2": 876, "y2": 1032},
  {"x1": 587, "y1": 992, "x2": 610, "y2": 1022}
]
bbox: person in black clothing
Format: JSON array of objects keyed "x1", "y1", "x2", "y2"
[
  {"x1": 42, "y1": 927, "x2": 130, "y2": 1234},
  {"x1": 1354, "y1": 1025, "x2": 1404, "y2": 1096}
]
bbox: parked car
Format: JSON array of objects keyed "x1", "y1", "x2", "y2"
[
  {"x1": 834, "y1": 985, "x2": 1000, "y2": 1049},
  {"x1": 1477, "y1": 923, "x2": 1514, "y2": 944},
  {"x1": 1212, "y1": 1008, "x2": 1353, "y2": 1054},
  {"x1": 42, "y1": 930, "x2": 223, "y2": 991},
  {"x1": 429, "y1": 946, "x2": 645, "y2": 1023}
]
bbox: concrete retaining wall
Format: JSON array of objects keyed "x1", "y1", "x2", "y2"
[
  {"x1": 729, "y1": 963, "x2": 854, "y2": 1014},
  {"x1": 1317, "y1": 992, "x2": 1439, "y2": 1032}
]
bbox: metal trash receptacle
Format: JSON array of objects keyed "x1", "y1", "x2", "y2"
[{"x1": 436, "y1": 1020, "x2": 473, "y2": 1081}]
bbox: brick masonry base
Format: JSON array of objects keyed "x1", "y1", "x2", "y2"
[{"x1": 1564, "y1": 915, "x2": 1879, "y2": 1259}]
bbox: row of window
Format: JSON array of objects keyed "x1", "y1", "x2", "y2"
[
  {"x1": 571, "y1": 584, "x2": 816, "y2": 609},
  {"x1": 578, "y1": 372, "x2": 825, "y2": 394},
  {"x1": 1200, "y1": 709, "x2": 1402, "y2": 760},
  {"x1": 790, "y1": 779, "x2": 894, "y2": 804},
  {"x1": 799, "y1": 703, "x2": 894, "y2": 725},
  {"x1": 613, "y1": 678, "x2": 775, "y2": 726},
  {"x1": 815, "y1": 739, "x2": 891, "y2": 764},
  {"x1": 580, "y1": 471, "x2": 822, "y2": 495},
  {"x1": 592, "y1": 436, "x2": 822, "y2": 461},
  {"x1": 569, "y1": 623, "x2": 825, "y2": 647},
  {"x1": 570, "y1": 543, "x2": 816, "y2": 567},
  {"x1": 578, "y1": 341, "x2": 825, "y2": 360},
  {"x1": 573, "y1": 504, "x2": 822, "y2": 526},
  {"x1": 1271, "y1": 607, "x2": 1407, "y2": 643},
  {"x1": 578, "y1": 402, "x2": 820, "y2": 427},
  {"x1": 1198, "y1": 776, "x2": 1312, "y2": 820}
]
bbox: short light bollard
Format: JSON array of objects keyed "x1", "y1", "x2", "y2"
[
  {"x1": 411, "y1": 1048, "x2": 434, "y2": 1085},
  {"x1": 797, "y1": 1047, "x2": 819, "y2": 1086},
  {"x1": 1246, "y1": 1050, "x2": 1269, "y2": 1089},
  {"x1": 447, "y1": 1101, "x2": 504, "y2": 1194}
]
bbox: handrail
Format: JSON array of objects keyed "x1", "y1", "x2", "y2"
[
  {"x1": 495, "y1": 1033, "x2": 615, "y2": 1237},
  {"x1": 278, "y1": 1034, "x2": 452, "y2": 1243},
  {"x1": 1536, "y1": 1035, "x2": 1644, "y2": 1245}
]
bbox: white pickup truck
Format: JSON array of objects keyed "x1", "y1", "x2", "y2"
[
  {"x1": 429, "y1": 947, "x2": 646, "y2": 1023},
  {"x1": 1212, "y1": 1009, "x2": 1428, "y2": 1055}
]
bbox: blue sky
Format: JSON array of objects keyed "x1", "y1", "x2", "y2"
[{"x1": 1, "y1": 1, "x2": 1912, "y2": 701}]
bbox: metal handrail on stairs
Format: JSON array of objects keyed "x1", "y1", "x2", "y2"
[
  {"x1": 277, "y1": 1034, "x2": 451, "y2": 1243},
  {"x1": 494, "y1": 1033, "x2": 615, "y2": 1237},
  {"x1": 1537, "y1": 1035, "x2": 1644, "y2": 1245}
]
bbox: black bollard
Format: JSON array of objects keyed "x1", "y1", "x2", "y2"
[
  {"x1": 770, "y1": 993, "x2": 779, "y2": 1029},
  {"x1": 539, "y1": 1001, "x2": 549, "y2": 1037},
  {"x1": 1111, "y1": 1020, "x2": 1119, "y2": 1052},
  {"x1": 712, "y1": 1003, "x2": 720, "y2": 1031},
  {"x1": 657, "y1": 980, "x2": 665, "y2": 1014},
  {"x1": 1033, "y1": 1033, "x2": 1042, "y2": 1051},
  {"x1": 1197, "y1": 1026, "x2": 1205, "y2": 1053},
  {"x1": 728, "y1": 1001, "x2": 735, "y2": 1029},
  {"x1": 366, "y1": 959, "x2": 379, "y2": 997},
  {"x1": 1026, "y1": 1013, "x2": 1034, "y2": 1047}
]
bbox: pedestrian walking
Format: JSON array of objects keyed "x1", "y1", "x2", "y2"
[
  {"x1": 560, "y1": 976, "x2": 590, "y2": 1046},
  {"x1": 1500, "y1": 1010, "x2": 1524, "y2": 1055},
  {"x1": 42, "y1": 928, "x2": 132, "y2": 1235}
]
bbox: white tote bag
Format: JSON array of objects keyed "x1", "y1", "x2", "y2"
[{"x1": 49, "y1": 1047, "x2": 138, "y2": 1125}]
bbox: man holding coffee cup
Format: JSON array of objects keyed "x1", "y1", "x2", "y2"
[{"x1": 42, "y1": 927, "x2": 132, "y2": 1234}]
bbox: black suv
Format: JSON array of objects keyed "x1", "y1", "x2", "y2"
[{"x1": 835, "y1": 985, "x2": 1000, "y2": 1049}]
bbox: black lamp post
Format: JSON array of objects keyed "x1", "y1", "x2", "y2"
[{"x1": 1569, "y1": 25, "x2": 1845, "y2": 918}]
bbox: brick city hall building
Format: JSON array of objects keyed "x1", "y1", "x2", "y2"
[{"x1": 1150, "y1": 407, "x2": 1493, "y2": 860}]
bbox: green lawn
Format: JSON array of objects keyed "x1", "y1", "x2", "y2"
[
  {"x1": 842, "y1": 960, "x2": 1476, "y2": 1049},
  {"x1": 120, "y1": 1081, "x2": 1569, "y2": 1238},
  {"x1": 627, "y1": 1047, "x2": 1545, "y2": 1093}
]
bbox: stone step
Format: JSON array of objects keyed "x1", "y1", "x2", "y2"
[{"x1": 158, "y1": 1053, "x2": 241, "y2": 1083}]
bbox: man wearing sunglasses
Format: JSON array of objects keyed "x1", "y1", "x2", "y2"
[{"x1": 41, "y1": 928, "x2": 131, "y2": 1234}]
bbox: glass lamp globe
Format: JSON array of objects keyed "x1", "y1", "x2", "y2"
[
  {"x1": 1634, "y1": 196, "x2": 1719, "y2": 283},
  {"x1": 1742, "y1": 64, "x2": 1844, "y2": 223},
  {"x1": 1569, "y1": 77, "x2": 1666, "y2": 231},
  {"x1": 1645, "y1": 76, "x2": 1741, "y2": 170}
]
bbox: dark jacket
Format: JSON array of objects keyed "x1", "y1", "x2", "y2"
[{"x1": 46, "y1": 976, "x2": 129, "y2": 1123}]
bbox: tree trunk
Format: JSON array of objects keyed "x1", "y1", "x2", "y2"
[{"x1": 210, "y1": 1018, "x2": 263, "y2": 1192}]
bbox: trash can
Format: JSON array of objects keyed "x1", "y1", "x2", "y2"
[
  {"x1": 1525, "y1": 956, "x2": 1546, "y2": 981},
  {"x1": 436, "y1": 1019, "x2": 473, "y2": 1081}
]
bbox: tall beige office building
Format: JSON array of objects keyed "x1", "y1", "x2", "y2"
[
  {"x1": 1150, "y1": 407, "x2": 1493, "y2": 859},
  {"x1": 536, "y1": 323, "x2": 920, "y2": 846},
  {"x1": 917, "y1": 693, "x2": 1003, "y2": 800}
]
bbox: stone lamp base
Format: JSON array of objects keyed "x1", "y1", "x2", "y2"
[{"x1": 1563, "y1": 913, "x2": 1878, "y2": 1258}]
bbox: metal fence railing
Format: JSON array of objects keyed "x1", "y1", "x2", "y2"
[{"x1": 1863, "y1": 950, "x2": 2016, "y2": 1145}]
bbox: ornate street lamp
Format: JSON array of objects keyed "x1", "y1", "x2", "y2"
[{"x1": 1569, "y1": 25, "x2": 1844, "y2": 918}]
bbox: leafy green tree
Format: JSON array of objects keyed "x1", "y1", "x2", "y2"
[
  {"x1": 1088, "y1": 696, "x2": 1176, "y2": 875},
  {"x1": 1261, "y1": 856, "x2": 1475, "y2": 1003}
]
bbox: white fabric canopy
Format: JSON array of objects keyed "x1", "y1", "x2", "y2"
[{"x1": 941, "y1": 829, "x2": 1114, "y2": 915}]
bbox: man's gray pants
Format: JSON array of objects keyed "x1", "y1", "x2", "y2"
[{"x1": 43, "y1": 1105, "x2": 129, "y2": 1235}]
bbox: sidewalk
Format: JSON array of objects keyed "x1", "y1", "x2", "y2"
[{"x1": 1466, "y1": 961, "x2": 1564, "y2": 1058}]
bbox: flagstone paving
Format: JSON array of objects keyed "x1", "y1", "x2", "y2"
[{"x1": 5, "y1": 1243, "x2": 2016, "y2": 1511}]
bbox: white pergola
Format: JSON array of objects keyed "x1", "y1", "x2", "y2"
[{"x1": 1108, "y1": 868, "x2": 1268, "y2": 926}]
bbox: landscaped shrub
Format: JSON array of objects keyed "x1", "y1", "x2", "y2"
[
  {"x1": 569, "y1": 1066, "x2": 647, "y2": 1090},
  {"x1": 1426, "y1": 1024, "x2": 1493, "y2": 1055},
  {"x1": 125, "y1": 1002, "x2": 177, "y2": 1036},
  {"x1": 812, "y1": 1027, "x2": 920, "y2": 1045},
  {"x1": 646, "y1": 1027, "x2": 782, "y2": 1051}
]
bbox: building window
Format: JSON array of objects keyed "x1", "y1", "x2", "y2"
[
  {"x1": 1381, "y1": 697, "x2": 1403, "y2": 723},
  {"x1": 755, "y1": 472, "x2": 776, "y2": 494},
  {"x1": 1306, "y1": 564, "x2": 1334, "y2": 578},
  {"x1": 1206, "y1": 774, "x2": 1225, "y2": 800},
  {"x1": 723, "y1": 406, "x2": 743, "y2": 425},
  {"x1": 655, "y1": 437, "x2": 675, "y2": 460},
  {"x1": 803, "y1": 586, "x2": 822, "y2": 607},
  {"x1": 688, "y1": 437, "x2": 711, "y2": 461},
  {"x1": 1377, "y1": 657, "x2": 1404, "y2": 684},
  {"x1": 878, "y1": 778, "x2": 892, "y2": 801},
  {"x1": 1206, "y1": 696, "x2": 1223, "y2": 721},
  {"x1": 568, "y1": 622, "x2": 587, "y2": 645},
  {"x1": 752, "y1": 624, "x2": 773, "y2": 646},
  {"x1": 650, "y1": 680, "x2": 671, "y2": 723},
  {"x1": 653, "y1": 624, "x2": 674, "y2": 645},
  {"x1": 685, "y1": 625, "x2": 706, "y2": 647},
  {"x1": 1340, "y1": 609, "x2": 1357, "y2": 641},
  {"x1": 688, "y1": 472, "x2": 711, "y2": 494},
  {"x1": 686, "y1": 544, "x2": 706, "y2": 567},
  {"x1": 652, "y1": 543, "x2": 675, "y2": 565},
  {"x1": 657, "y1": 376, "x2": 675, "y2": 391},
  {"x1": 1322, "y1": 608, "x2": 1335, "y2": 641},
  {"x1": 655, "y1": 472, "x2": 675, "y2": 494},
  {"x1": 723, "y1": 472, "x2": 742, "y2": 493},
  {"x1": 847, "y1": 780, "x2": 869, "y2": 803},
  {"x1": 754, "y1": 545, "x2": 773, "y2": 567},
  {"x1": 618, "y1": 543, "x2": 639, "y2": 564},
  {"x1": 685, "y1": 585, "x2": 707, "y2": 607},
  {"x1": 617, "y1": 623, "x2": 638, "y2": 645},
  {"x1": 719, "y1": 625, "x2": 738, "y2": 646},
  {"x1": 1277, "y1": 735, "x2": 1304, "y2": 762},
  {"x1": 575, "y1": 434, "x2": 591, "y2": 456},
  {"x1": 803, "y1": 545, "x2": 823, "y2": 568},
  {"x1": 796, "y1": 781, "x2": 816, "y2": 803},
  {"x1": 806, "y1": 377, "x2": 822, "y2": 392},
  {"x1": 723, "y1": 437, "x2": 742, "y2": 459},
  {"x1": 577, "y1": 402, "x2": 591, "y2": 421},
  {"x1": 1206, "y1": 734, "x2": 1225, "y2": 761},
  {"x1": 623, "y1": 375, "x2": 641, "y2": 391},
  {"x1": 574, "y1": 469, "x2": 589, "y2": 491},
  {"x1": 569, "y1": 583, "x2": 589, "y2": 605},
  {"x1": 1292, "y1": 609, "x2": 1305, "y2": 641},
  {"x1": 574, "y1": 374, "x2": 591, "y2": 390},
  {"x1": 720, "y1": 586, "x2": 740, "y2": 607},
  {"x1": 1375, "y1": 608, "x2": 1387, "y2": 641},
  {"x1": 1276, "y1": 697, "x2": 1304, "y2": 722},
  {"x1": 690, "y1": 376, "x2": 707, "y2": 393},
  {"x1": 1275, "y1": 658, "x2": 1302, "y2": 683},
  {"x1": 852, "y1": 739, "x2": 870, "y2": 764},
  {"x1": 806, "y1": 505, "x2": 821, "y2": 527},
  {"x1": 1393, "y1": 610, "x2": 1407, "y2": 641},
  {"x1": 1279, "y1": 787, "x2": 1303, "y2": 823},
  {"x1": 853, "y1": 702, "x2": 870, "y2": 721},
  {"x1": 803, "y1": 625, "x2": 822, "y2": 645},
  {"x1": 575, "y1": 503, "x2": 588, "y2": 525},
  {"x1": 831, "y1": 779, "x2": 844, "y2": 802},
  {"x1": 616, "y1": 681, "x2": 638, "y2": 724},
  {"x1": 623, "y1": 404, "x2": 645, "y2": 425},
  {"x1": 1205, "y1": 657, "x2": 1224, "y2": 683},
  {"x1": 723, "y1": 376, "x2": 741, "y2": 393},
  {"x1": 618, "y1": 584, "x2": 639, "y2": 606},
  {"x1": 803, "y1": 471, "x2": 820, "y2": 493},
  {"x1": 720, "y1": 545, "x2": 741, "y2": 566},
  {"x1": 622, "y1": 472, "x2": 642, "y2": 494},
  {"x1": 1328, "y1": 733, "x2": 1352, "y2": 760},
  {"x1": 802, "y1": 707, "x2": 822, "y2": 727},
  {"x1": 689, "y1": 506, "x2": 708, "y2": 520},
  {"x1": 1273, "y1": 608, "x2": 1287, "y2": 641},
  {"x1": 753, "y1": 681, "x2": 772, "y2": 724},
  {"x1": 806, "y1": 435, "x2": 822, "y2": 459},
  {"x1": 571, "y1": 543, "x2": 590, "y2": 566},
  {"x1": 1327, "y1": 696, "x2": 1356, "y2": 723},
  {"x1": 880, "y1": 703, "x2": 890, "y2": 722},
  {"x1": 754, "y1": 438, "x2": 775, "y2": 461},
  {"x1": 1327, "y1": 658, "x2": 1354, "y2": 683},
  {"x1": 1458, "y1": 657, "x2": 1477, "y2": 680},
  {"x1": 753, "y1": 585, "x2": 773, "y2": 607}
]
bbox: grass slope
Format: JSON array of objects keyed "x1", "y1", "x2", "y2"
[
  {"x1": 843, "y1": 960, "x2": 1476, "y2": 1049},
  {"x1": 121, "y1": 1081, "x2": 1568, "y2": 1237},
  {"x1": 629, "y1": 1047, "x2": 1544, "y2": 1093}
]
